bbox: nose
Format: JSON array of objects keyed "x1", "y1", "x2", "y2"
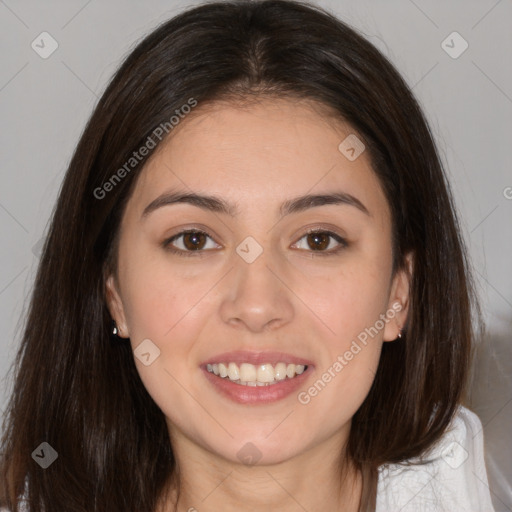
[{"x1": 219, "y1": 247, "x2": 295, "y2": 333}]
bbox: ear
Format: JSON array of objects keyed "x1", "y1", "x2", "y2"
[
  {"x1": 105, "y1": 273, "x2": 130, "y2": 338},
  {"x1": 383, "y1": 251, "x2": 413, "y2": 342}
]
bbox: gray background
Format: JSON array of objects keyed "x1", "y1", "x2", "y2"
[{"x1": 0, "y1": 0, "x2": 511, "y2": 509}]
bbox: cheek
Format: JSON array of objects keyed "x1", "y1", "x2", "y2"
[
  {"x1": 119, "y1": 256, "x2": 215, "y2": 435},
  {"x1": 294, "y1": 261, "x2": 389, "y2": 427},
  {"x1": 119, "y1": 244, "x2": 210, "y2": 340},
  {"x1": 292, "y1": 248, "x2": 391, "y2": 408},
  {"x1": 119, "y1": 249, "x2": 221, "y2": 393},
  {"x1": 299, "y1": 256, "x2": 391, "y2": 344}
]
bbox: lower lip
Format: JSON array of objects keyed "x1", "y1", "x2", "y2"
[{"x1": 201, "y1": 366, "x2": 313, "y2": 404}]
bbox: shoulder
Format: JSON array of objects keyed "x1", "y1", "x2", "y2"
[{"x1": 376, "y1": 405, "x2": 496, "y2": 512}]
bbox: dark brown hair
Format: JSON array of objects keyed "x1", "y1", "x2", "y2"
[{"x1": 0, "y1": 1, "x2": 481, "y2": 510}]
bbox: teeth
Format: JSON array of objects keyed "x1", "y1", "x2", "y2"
[
  {"x1": 274, "y1": 362, "x2": 287, "y2": 380},
  {"x1": 218, "y1": 363, "x2": 228, "y2": 378},
  {"x1": 206, "y1": 361, "x2": 308, "y2": 385},
  {"x1": 257, "y1": 364, "x2": 274, "y2": 383},
  {"x1": 228, "y1": 362, "x2": 239, "y2": 380},
  {"x1": 240, "y1": 363, "x2": 257, "y2": 382}
]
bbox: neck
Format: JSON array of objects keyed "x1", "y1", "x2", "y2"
[{"x1": 156, "y1": 427, "x2": 363, "y2": 512}]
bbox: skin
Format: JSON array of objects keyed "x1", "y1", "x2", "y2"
[{"x1": 106, "y1": 97, "x2": 412, "y2": 512}]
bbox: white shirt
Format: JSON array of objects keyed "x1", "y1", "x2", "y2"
[
  {"x1": 376, "y1": 405, "x2": 496, "y2": 511},
  {"x1": 2, "y1": 406, "x2": 495, "y2": 512}
]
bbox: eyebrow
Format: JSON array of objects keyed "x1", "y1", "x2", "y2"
[{"x1": 141, "y1": 189, "x2": 370, "y2": 220}]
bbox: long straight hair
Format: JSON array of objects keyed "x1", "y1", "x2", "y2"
[{"x1": 0, "y1": 1, "x2": 480, "y2": 510}]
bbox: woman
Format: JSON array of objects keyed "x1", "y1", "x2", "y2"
[{"x1": 0, "y1": 0, "x2": 496, "y2": 510}]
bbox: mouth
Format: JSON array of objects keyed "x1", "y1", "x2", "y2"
[{"x1": 200, "y1": 351, "x2": 314, "y2": 404}]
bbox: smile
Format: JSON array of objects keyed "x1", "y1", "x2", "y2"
[
  {"x1": 201, "y1": 359, "x2": 313, "y2": 404},
  {"x1": 206, "y1": 362, "x2": 307, "y2": 386}
]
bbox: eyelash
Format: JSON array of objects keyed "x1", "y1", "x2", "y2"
[{"x1": 162, "y1": 228, "x2": 348, "y2": 258}]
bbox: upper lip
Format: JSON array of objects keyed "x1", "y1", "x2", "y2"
[{"x1": 201, "y1": 350, "x2": 314, "y2": 367}]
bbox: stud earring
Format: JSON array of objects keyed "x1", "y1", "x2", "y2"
[{"x1": 111, "y1": 319, "x2": 122, "y2": 338}]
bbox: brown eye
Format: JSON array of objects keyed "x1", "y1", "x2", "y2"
[
  {"x1": 306, "y1": 232, "x2": 330, "y2": 251},
  {"x1": 164, "y1": 230, "x2": 220, "y2": 256},
  {"x1": 182, "y1": 231, "x2": 207, "y2": 250},
  {"x1": 293, "y1": 230, "x2": 347, "y2": 255}
]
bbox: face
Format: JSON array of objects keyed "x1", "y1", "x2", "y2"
[{"x1": 106, "y1": 98, "x2": 410, "y2": 466}]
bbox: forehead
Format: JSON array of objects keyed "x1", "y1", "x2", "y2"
[{"x1": 125, "y1": 98, "x2": 389, "y2": 222}]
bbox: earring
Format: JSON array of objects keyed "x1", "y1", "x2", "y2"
[
  {"x1": 397, "y1": 327, "x2": 404, "y2": 340},
  {"x1": 111, "y1": 319, "x2": 121, "y2": 338}
]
